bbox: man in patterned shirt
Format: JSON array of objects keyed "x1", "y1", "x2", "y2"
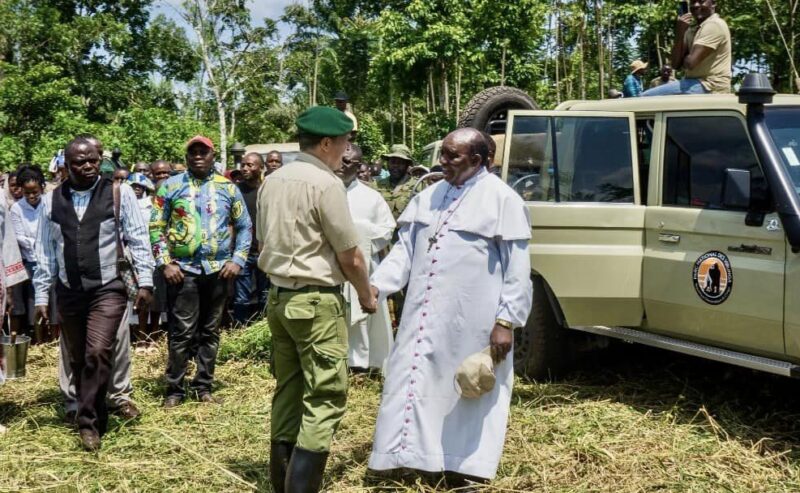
[{"x1": 150, "y1": 135, "x2": 251, "y2": 407}]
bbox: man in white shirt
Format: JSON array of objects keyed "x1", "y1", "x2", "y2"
[{"x1": 335, "y1": 144, "x2": 396, "y2": 372}]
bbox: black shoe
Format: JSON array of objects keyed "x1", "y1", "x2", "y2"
[
  {"x1": 285, "y1": 447, "x2": 328, "y2": 493},
  {"x1": 270, "y1": 441, "x2": 294, "y2": 493},
  {"x1": 163, "y1": 396, "x2": 183, "y2": 409},
  {"x1": 111, "y1": 401, "x2": 141, "y2": 419},
  {"x1": 79, "y1": 429, "x2": 101, "y2": 451}
]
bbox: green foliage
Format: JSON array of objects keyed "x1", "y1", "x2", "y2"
[{"x1": 218, "y1": 319, "x2": 273, "y2": 363}]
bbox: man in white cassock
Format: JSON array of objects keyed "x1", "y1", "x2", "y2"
[
  {"x1": 368, "y1": 128, "x2": 533, "y2": 483},
  {"x1": 335, "y1": 144, "x2": 396, "y2": 372}
]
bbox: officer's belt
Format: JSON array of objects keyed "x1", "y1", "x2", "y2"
[{"x1": 274, "y1": 285, "x2": 341, "y2": 295}]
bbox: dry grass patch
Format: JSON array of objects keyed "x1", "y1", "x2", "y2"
[{"x1": 2, "y1": 323, "x2": 800, "y2": 492}]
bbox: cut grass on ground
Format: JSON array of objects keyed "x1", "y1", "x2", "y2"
[{"x1": 3, "y1": 321, "x2": 800, "y2": 492}]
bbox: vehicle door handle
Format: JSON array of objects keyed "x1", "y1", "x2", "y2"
[
  {"x1": 728, "y1": 244, "x2": 772, "y2": 255},
  {"x1": 658, "y1": 233, "x2": 680, "y2": 243}
]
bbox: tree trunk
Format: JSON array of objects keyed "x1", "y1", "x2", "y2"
[
  {"x1": 312, "y1": 48, "x2": 320, "y2": 106},
  {"x1": 501, "y1": 45, "x2": 507, "y2": 86},
  {"x1": 216, "y1": 95, "x2": 228, "y2": 169},
  {"x1": 441, "y1": 61, "x2": 450, "y2": 116},
  {"x1": 555, "y1": 1, "x2": 561, "y2": 103},
  {"x1": 595, "y1": 0, "x2": 604, "y2": 98},
  {"x1": 402, "y1": 101, "x2": 407, "y2": 146},
  {"x1": 410, "y1": 103, "x2": 415, "y2": 151},
  {"x1": 429, "y1": 69, "x2": 437, "y2": 113},
  {"x1": 580, "y1": 3, "x2": 586, "y2": 100},
  {"x1": 456, "y1": 62, "x2": 462, "y2": 121}
]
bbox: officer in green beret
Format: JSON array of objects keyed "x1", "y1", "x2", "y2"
[
  {"x1": 376, "y1": 144, "x2": 416, "y2": 219},
  {"x1": 257, "y1": 105, "x2": 377, "y2": 493}
]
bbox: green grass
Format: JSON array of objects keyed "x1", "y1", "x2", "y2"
[{"x1": 3, "y1": 323, "x2": 800, "y2": 492}]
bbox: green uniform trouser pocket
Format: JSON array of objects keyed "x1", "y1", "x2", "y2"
[{"x1": 310, "y1": 343, "x2": 348, "y2": 395}]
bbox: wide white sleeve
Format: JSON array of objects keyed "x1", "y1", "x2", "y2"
[
  {"x1": 368, "y1": 195, "x2": 396, "y2": 251},
  {"x1": 495, "y1": 238, "x2": 532, "y2": 327},
  {"x1": 370, "y1": 221, "x2": 414, "y2": 301}
]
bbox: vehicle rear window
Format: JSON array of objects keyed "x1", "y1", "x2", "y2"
[
  {"x1": 662, "y1": 116, "x2": 764, "y2": 210},
  {"x1": 507, "y1": 115, "x2": 635, "y2": 203}
]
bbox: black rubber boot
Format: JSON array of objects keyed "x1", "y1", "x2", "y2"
[
  {"x1": 284, "y1": 447, "x2": 329, "y2": 493},
  {"x1": 270, "y1": 441, "x2": 295, "y2": 493}
]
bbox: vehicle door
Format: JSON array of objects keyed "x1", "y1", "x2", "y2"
[
  {"x1": 502, "y1": 110, "x2": 645, "y2": 327},
  {"x1": 642, "y1": 111, "x2": 786, "y2": 356}
]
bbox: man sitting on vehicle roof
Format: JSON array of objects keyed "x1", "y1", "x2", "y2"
[{"x1": 643, "y1": 0, "x2": 730, "y2": 96}]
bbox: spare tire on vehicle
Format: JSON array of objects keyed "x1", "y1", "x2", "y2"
[{"x1": 457, "y1": 86, "x2": 538, "y2": 132}]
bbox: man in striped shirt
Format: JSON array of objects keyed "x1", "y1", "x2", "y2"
[{"x1": 34, "y1": 136, "x2": 154, "y2": 451}]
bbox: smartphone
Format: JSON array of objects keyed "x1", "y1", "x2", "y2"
[{"x1": 679, "y1": 0, "x2": 689, "y2": 15}]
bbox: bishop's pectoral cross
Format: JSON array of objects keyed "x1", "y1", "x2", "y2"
[{"x1": 427, "y1": 235, "x2": 438, "y2": 253}]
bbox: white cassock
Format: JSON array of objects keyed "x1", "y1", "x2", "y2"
[
  {"x1": 343, "y1": 179, "x2": 396, "y2": 371},
  {"x1": 368, "y1": 167, "x2": 532, "y2": 479}
]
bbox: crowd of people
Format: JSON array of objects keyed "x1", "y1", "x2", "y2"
[{"x1": 0, "y1": 100, "x2": 529, "y2": 492}]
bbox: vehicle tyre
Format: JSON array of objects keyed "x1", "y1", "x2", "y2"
[
  {"x1": 513, "y1": 276, "x2": 569, "y2": 380},
  {"x1": 457, "y1": 86, "x2": 538, "y2": 132}
]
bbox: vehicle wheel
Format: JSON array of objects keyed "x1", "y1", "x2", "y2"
[
  {"x1": 457, "y1": 86, "x2": 538, "y2": 132},
  {"x1": 514, "y1": 276, "x2": 569, "y2": 380}
]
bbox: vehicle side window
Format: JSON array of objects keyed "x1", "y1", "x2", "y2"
[
  {"x1": 554, "y1": 117, "x2": 634, "y2": 203},
  {"x1": 506, "y1": 115, "x2": 635, "y2": 203},
  {"x1": 663, "y1": 116, "x2": 766, "y2": 210}
]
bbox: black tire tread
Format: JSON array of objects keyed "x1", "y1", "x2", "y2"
[
  {"x1": 514, "y1": 276, "x2": 568, "y2": 380},
  {"x1": 457, "y1": 86, "x2": 538, "y2": 129}
]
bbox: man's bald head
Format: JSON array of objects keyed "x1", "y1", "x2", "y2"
[{"x1": 440, "y1": 128, "x2": 487, "y2": 186}]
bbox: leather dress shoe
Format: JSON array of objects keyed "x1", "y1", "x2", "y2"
[
  {"x1": 112, "y1": 401, "x2": 141, "y2": 419},
  {"x1": 79, "y1": 429, "x2": 101, "y2": 451},
  {"x1": 163, "y1": 396, "x2": 183, "y2": 409}
]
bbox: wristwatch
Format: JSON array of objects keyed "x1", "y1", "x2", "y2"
[{"x1": 495, "y1": 318, "x2": 513, "y2": 330}]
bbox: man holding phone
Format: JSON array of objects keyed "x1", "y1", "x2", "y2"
[{"x1": 643, "y1": 0, "x2": 730, "y2": 96}]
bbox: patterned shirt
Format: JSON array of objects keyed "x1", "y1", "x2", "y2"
[{"x1": 150, "y1": 169, "x2": 251, "y2": 275}]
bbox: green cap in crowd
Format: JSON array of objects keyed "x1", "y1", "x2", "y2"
[{"x1": 296, "y1": 106, "x2": 354, "y2": 137}]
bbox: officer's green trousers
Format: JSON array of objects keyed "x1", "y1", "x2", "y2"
[{"x1": 268, "y1": 287, "x2": 349, "y2": 452}]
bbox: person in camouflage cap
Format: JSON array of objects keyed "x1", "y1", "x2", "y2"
[{"x1": 376, "y1": 144, "x2": 415, "y2": 219}]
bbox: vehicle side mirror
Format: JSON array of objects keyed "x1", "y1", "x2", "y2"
[{"x1": 722, "y1": 168, "x2": 751, "y2": 209}]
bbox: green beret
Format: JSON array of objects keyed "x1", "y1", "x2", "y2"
[{"x1": 296, "y1": 106, "x2": 354, "y2": 137}]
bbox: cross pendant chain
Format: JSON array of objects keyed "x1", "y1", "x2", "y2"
[{"x1": 427, "y1": 235, "x2": 438, "y2": 252}]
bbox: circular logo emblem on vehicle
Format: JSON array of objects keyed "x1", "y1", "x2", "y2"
[{"x1": 692, "y1": 251, "x2": 733, "y2": 305}]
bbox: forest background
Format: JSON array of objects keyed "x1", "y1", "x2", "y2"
[{"x1": 0, "y1": 0, "x2": 796, "y2": 170}]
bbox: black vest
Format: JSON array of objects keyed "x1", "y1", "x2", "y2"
[{"x1": 51, "y1": 178, "x2": 117, "y2": 291}]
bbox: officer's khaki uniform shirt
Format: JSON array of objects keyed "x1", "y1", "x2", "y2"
[
  {"x1": 257, "y1": 152, "x2": 360, "y2": 289},
  {"x1": 684, "y1": 13, "x2": 731, "y2": 93}
]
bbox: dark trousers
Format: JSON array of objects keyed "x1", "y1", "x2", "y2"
[
  {"x1": 166, "y1": 271, "x2": 228, "y2": 398},
  {"x1": 232, "y1": 252, "x2": 269, "y2": 324},
  {"x1": 57, "y1": 279, "x2": 127, "y2": 435}
]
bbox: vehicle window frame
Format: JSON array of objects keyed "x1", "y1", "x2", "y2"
[{"x1": 502, "y1": 110, "x2": 642, "y2": 205}]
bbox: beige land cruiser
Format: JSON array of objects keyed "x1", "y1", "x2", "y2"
[{"x1": 496, "y1": 75, "x2": 800, "y2": 380}]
